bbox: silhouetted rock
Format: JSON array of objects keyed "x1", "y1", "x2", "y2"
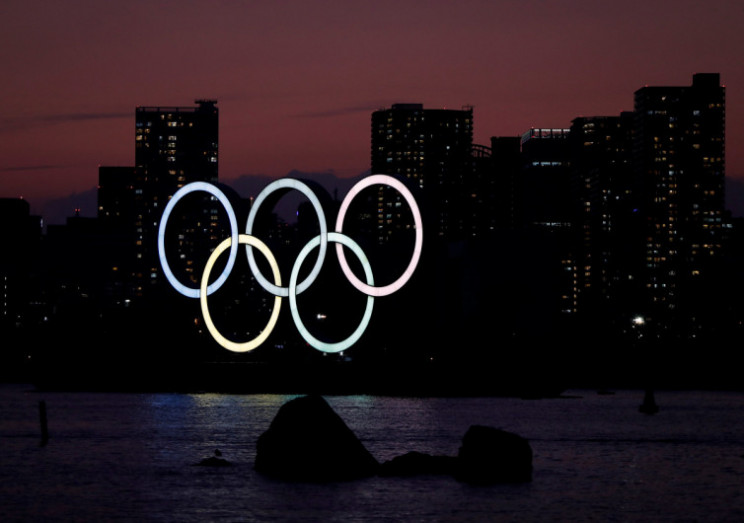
[
  {"x1": 195, "y1": 449, "x2": 231, "y2": 467},
  {"x1": 455, "y1": 425, "x2": 532, "y2": 484},
  {"x1": 255, "y1": 395, "x2": 379, "y2": 482},
  {"x1": 379, "y1": 451, "x2": 458, "y2": 477}
]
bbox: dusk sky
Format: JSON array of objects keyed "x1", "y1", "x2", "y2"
[{"x1": 3, "y1": 0, "x2": 744, "y2": 223}]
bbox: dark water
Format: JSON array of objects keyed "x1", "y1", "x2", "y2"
[{"x1": 1, "y1": 384, "x2": 743, "y2": 522}]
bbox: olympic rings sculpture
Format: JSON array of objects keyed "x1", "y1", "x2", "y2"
[{"x1": 157, "y1": 174, "x2": 423, "y2": 354}]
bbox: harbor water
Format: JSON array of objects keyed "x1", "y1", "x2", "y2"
[{"x1": 1, "y1": 384, "x2": 743, "y2": 521}]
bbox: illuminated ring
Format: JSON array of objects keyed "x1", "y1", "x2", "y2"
[
  {"x1": 335, "y1": 174, "x2": 423, "y2": 297},
  {"x1": 200, "y1": 234, "x2": 282, "y2": 353},
  {"x1": 289, "y1": 232, "x2": 374, "y2": 354},
  {"x1": 245, "y1": 178, "x2": 328, "y2": 297},
  {"x1": 158, "y1": 182, "x2": 238, "y2": 298}
]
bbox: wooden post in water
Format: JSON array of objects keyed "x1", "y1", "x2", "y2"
[
  {"x1": 39, "y1": 400, "x2": 49, "y2": 446},
  {"x1": 639, "y1": 389, "x2": 659, "y2": 415}
]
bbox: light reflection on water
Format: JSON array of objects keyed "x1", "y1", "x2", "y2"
[{"x1": 1, "y1": 385, "x2": 743, "y2": 522}]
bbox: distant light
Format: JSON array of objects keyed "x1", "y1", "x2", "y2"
[{"x1": 633, "y1": 316, "x2": 645, "y2": 326}]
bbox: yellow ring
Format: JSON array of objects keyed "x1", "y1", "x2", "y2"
[{"x1": 200, "y1": 234, "x2": 282, "y2": 352}]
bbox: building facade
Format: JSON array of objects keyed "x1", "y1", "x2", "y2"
[
  {"x1": 371, "y1": 103, "x2": 474, "y2": 241},
  {"x1": 633, "y1": 73, "x2": 726, "y2": 335},
  {"x1": 0, "y1": 198, "x2": 42, "y2": 333},
  {"x1": 97, "y1": 166, "x2": 137, "y2": 304},
  {"x1": 133, "y1": 99, "x2": 219, "y2": 295},
  {"x1": 569, "y1": 113, "x2": 640, "y2": 325}
]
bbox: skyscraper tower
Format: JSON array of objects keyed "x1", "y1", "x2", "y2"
[
  {"x1": 569, "y1": 113, "x2": 638, "y2": 321},
  {"x1": 489, "y1": 136, "x2": 521, "y2": 231},
  {"x1": 519, "y1": 128, "x2": 572, "y2": 230},
  {"x1": 0, "y1": 198, "x2": 42, "y2": 328},
  {"x1": 133, "y1": 99, "x2": 219, "y2": 295},
  {"x1": 519, "y1": 128, "x2": 575, "y2": 315},
  {"x1": 371, "y1": 103, "x2": 474, "y2": 240},
  {"x1": 97, "y1": 166, "x2": 137, "y2": 303},
  {"x1": 633, "y1": 74, "x2": 725, "y2": 333}
]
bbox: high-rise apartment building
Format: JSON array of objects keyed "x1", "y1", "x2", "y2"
[
  {"x1": 371, "y1": 103, "x2": 474, "y2": 240},
  {"x1": 520, "y1": 128, "x2": 572, "y2": 230},
  {"x1": 133, "y1": 99, "x2": 219, "y2": 295},
  {"x1": 633, "y1": 73, "x2": 726, "y2": 332},
  {"x1": 1, "y1": 198, "x2": 42, "y2": 376},
  {"x1": 489, "y1": 136, "x2": 522, "y2": 231},
  {"x1": 569, "y1": 113, "x2": 639, "y2": 322},
  {"x1": 97, "y1": 166, "x2": 137, "y2": 303},
  {"x1": 468, "y1": 143, "x2": 498, "y2": 237},
  {"x1": 0, "y1": 198, "x2": 42, "y2": 328},
  {"x1": 518, "y1": 128, "x2": 575, "y2": 315},
  {"x1": 562, "y1": 74, "x2": 727, "y2": 342}
]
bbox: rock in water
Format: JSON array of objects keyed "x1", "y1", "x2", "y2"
[
  {"x1": 255, "y1": 394, "x2": 379, "y2": 481},
  {"x1": 456, "y1": 425, "x2": 533, "y2": 484},
  {"x1": 195, "y1": 449, "x2": 231, "y2": 467}
]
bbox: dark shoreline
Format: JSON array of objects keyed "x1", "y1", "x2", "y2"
[
  {"x1": 18, "y1": 360, "x2": 567, "y2": 397},
  {"x1": 9, "y1": 359, "x2": 743, "y2": 397}
]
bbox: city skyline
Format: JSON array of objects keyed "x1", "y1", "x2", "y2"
[
  {"x1": 3, "y1": 1, "x2": 744, "y2": 224},
  {"x1": 1, "y1": 71, "x2": 739, "y2": 392}
]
